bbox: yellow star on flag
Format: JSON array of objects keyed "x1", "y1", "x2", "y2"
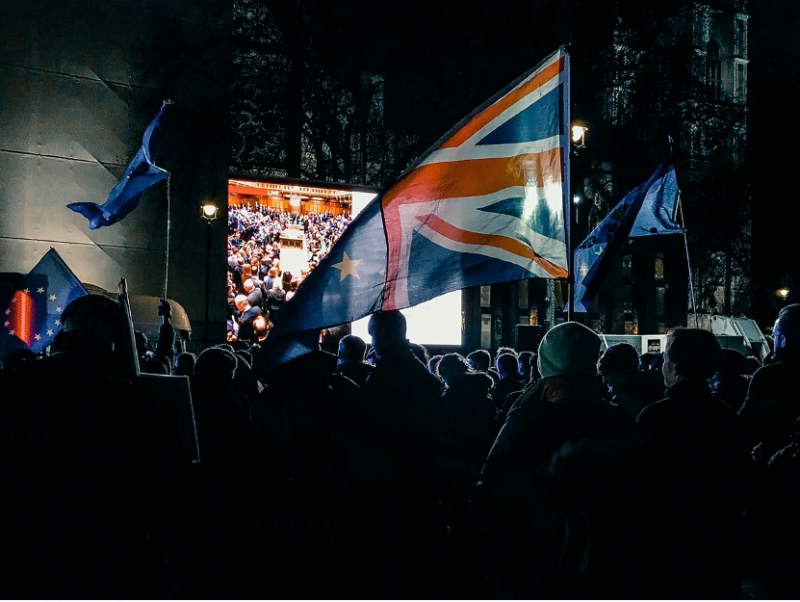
[{"x1": 331, "y1": 252, "x2": 362, "y2": 282}]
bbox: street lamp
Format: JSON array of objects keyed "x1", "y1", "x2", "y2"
[
  {"x1": 571, "y1": 124, "x2": 587, "y2": 147},
  {"x1": 777, "y1": 287, "x2": 790, "y2": 300},
  {"x1": 201, "y1": 203, "x2": 218, "y2": 349}
]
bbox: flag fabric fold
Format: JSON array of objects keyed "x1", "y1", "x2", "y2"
[
  {"x1": 0, "y1": 248, "x2": 88, "y2": 356},
  {"x1": 67, "y1": 103, "x2": 169, "y2": 229},
  {"x1": 571, "y1": 156, "x2": 682, "y2": 313},
  {"x1": 265, "y1": 49, "x2": 571, "y2": 360}
]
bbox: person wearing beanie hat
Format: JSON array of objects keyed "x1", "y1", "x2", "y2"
[
  {"x1": 470, "y1": 321, "x2": 648, "y2": 599},
  {"x1": 537, "y1": 321, "x2": 601, "y2": 379}
]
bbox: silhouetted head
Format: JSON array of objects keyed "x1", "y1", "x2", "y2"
[
  {"x1": 494, "y1": 346, "x2": 518, "y2": 368},
  {"x1": 467, "y1": 349, "x2": 492, "y2": 372},
  {"x1": 60, "y1": 294, "x2": 120, "y2": 354},
  {"x1": 438, "y1": 353, "x2": 470, "y2": 388},
  {"x1": 496, "y1": 352, "x2": 519, "y2": 380},
  {"x1": 773, "y1": 304, "x2": 800, "y2": 360},
  {"x1": 517, "y1": 351, "x2": 534, "y2": 380},
  {"x1": 337, "y1": 334, "x2": 367, "y2": 364},
  {"x1": 717, "y1": 348, "x2": 746, "y2": 378},
  {"x1": 194, "y1": 347, "x2": 238, "y2": 387},
  {"x1": 367, "y1": 310, "x2": 407, "y2": 359},
  {"x1": 597, "y1": 343, "x2": 640, "y2": 390},
  {"x1": 173, "y1": 352, "x2": 196, "y2": 377},
  {"x1": 662, "y1": 327, "x2": 722, "y2": 387}
]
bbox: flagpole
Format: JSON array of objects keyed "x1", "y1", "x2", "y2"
[
  {"x1": 564, "y1": 46, "x2": 574, "y2": 322},
  {"x1": 161, "y1": 99, "x2": 173, "y2": 301},
  {"x1": 164, "y1": 171, "x2": 171, "y2": 300},
  {"x1": 677, "y1": 194, "x2": 699, "y2": 328}
]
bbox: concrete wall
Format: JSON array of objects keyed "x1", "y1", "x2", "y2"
[{"x1": 0, "y1": 0, "x2": 231, "y2": 351}]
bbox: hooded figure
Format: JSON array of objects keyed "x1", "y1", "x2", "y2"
[{"x1": 470, "y1": 322, "x2": 648, "y2": 599}]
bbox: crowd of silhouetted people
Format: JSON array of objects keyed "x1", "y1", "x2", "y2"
[{"x1": 3, "y1": 292, "x2": 800, "y2": 599}]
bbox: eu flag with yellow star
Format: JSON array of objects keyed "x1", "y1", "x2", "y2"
[
  {"x1": 0, "y1": 248, "x2": 88, "y2": 357},
  {"x1": 267, "y1": 198, "x2": 387, "y2": 344}
]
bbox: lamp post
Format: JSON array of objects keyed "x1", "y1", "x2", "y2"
[
  {"x1": 202, "y1": 203, "x2": 218, "y2": 349},
  {"x1": 571, "y1": 124, "x2": 587, "y2": 148},
  {"x1": 573, "y1": 194, "x2": 582, "y2": 224},
  {"x1": 568, "y1": 122, "x2": 588, "y2": 320}
]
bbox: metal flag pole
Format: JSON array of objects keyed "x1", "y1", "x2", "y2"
[
  {"x1": 118, "y1": 278, "x2": 141, "y2": 378},
  {"x1": 677, "y1": 193, "x2": 699, "y2": 328},
  {"x1": 160, "y1": 99, "x2": 173, "y2": 301},
  {"x1": 164, "y1": 171, "x2": 171, "y2": 300},
  {"x1": 564, "y1": 46, "x2": 574, "y2": 323}
]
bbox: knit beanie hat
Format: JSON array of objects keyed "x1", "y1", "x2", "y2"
[{"x1": 537, "y1": 321, "x2": 601, "y2": 378}]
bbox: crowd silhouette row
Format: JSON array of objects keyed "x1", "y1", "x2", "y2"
[{"x1": 2, "y1": 291, "x2": 799, "y2": 599}]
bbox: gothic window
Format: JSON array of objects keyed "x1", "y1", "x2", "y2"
[
  {"x1": 622, "y1": 254, "x2": 633, "y2": 280},
  {"x1": 706, "y1": 42, "x2": 722, "y2": 102},
  {"x1": 655, "y1": 255, "x2": 664, "y2": 280},
  {"x1": 735, "y1": 17, "x2": 747, "y2": 57},
  {"x1": 655, "y1": 287, "x2": 666, "y2": 316},
  {"x1": 735, "y1": 62, "x2": 746, "y2": 102}
]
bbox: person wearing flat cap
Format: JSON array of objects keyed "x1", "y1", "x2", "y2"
[{"x1": 469, "y1": 321, "x2": 649, "y2": 599}]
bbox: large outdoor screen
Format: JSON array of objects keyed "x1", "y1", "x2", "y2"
[{"x1": 227, "y1": 178, "x2": 461, "y2": 346}]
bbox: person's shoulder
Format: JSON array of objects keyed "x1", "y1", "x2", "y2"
[
  {"x1": 636, "y1": 396, "x2": 668, "y2": 423},
  {"x1": 752, "y1": 359, "x2": 793, "y2": 379},
  {"x1": 462, "y1": 371, "x2": 494, "y2": 391}
]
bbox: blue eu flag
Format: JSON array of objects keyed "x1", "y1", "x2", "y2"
[
  {"x1": 571, "y1": 156, "x2": 683, "y2": 313},
  {"x1": 0, "y1": 248, "x2": 88, "y2": 356},
  {"x1": 67, "y1": 103, "x2": 169, "y2": 229}
]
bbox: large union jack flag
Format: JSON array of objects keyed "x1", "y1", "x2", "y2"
[
  {"x1": 382, "y1": 49, "x2": 570, "y2": 309},
  {"x1": 266, "y1": 50, "x2": 570, "y2": 356}
]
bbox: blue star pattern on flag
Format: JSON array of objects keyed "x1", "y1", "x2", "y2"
[
  {"x1": 261, "y1": 50, "x2": 570, "y2": 367},
  {"x1": 0, "y1": 248, "x2": 88, "y2": 356},
  {"x1": 571, "y1": 154, "x2": 683, "y2": 312},
  {"x1": 67, "y1": 102, "x2": 170, "y2": 229}
]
